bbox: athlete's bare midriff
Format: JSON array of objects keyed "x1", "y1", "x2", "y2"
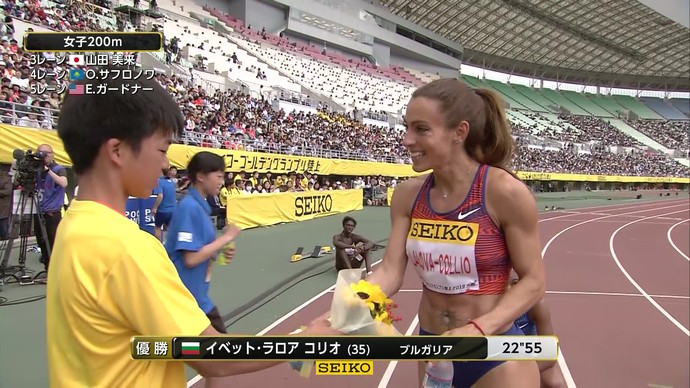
[{"x1": 417, "y1": 290, "x2": 511, "y2": 334}]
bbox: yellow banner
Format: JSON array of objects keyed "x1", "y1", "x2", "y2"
[
  {"x1": 226, "y1": 189, "x2": 363, "y2": 229},
  {"x1": 1, "y1": 125, "x2": 687, "y2": 184},
  {"x1": 516, "y1": 171, "x2": 690, "y2": 184},
  {"x1": 168, "y1": 144, "x2": 421, "y2": 177}
]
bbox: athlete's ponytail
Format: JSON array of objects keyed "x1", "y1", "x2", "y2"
[{"x1": 472, "y1": 88, "x2": 515, "y2": 173}]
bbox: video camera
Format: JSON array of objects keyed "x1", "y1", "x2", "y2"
[{"x1": 12, "y1": 148, "x2": 47, "y2": 191}]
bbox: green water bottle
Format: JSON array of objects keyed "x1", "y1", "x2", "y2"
[{"x1": 217, "y1": 241, "x2": 236, "y2": 265}]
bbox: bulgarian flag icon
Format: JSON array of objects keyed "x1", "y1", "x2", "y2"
[{"x1": 181, "y1": 341, "x2": 201, "y2": 355}]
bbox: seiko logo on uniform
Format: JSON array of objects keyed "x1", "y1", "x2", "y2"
[
  {"x1": 294, "y1": 194, "x2": 333, "y2": 217},
  {"x1": 406, "y1": 218, "x2": 481, "y2": 294},
  {"x1": 409, "y1": 220, "x2": 477, "y2": 243}
]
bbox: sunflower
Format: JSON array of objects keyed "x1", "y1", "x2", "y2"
[{"x1": 349, "y1": 280, "x2": 401, "y2": 324}]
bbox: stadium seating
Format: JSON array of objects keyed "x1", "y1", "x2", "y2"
[
  {"x1": 640, "y1": 97, "x2": 688, "y2": 121},
  {"x1": 1, "y1": 0, "x2": 689, "y2": 179},
  {"x1": 671, "y1": 98, "x2": 690, "y2": 115}
]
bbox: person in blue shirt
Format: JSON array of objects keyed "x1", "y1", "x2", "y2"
[
  {"x1": 152, "y1": 162, "x2": 178, "y2": 242},
  {"x1": 165, "y1": 151, "x2": 240, "y2": 336},
  {"x1": 509, "y1": 271, "x2": 567, "y2": 388}
]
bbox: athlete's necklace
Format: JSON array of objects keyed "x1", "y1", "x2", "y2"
[{"x1": 440, "y1": 167, "x2": 472, "y2": 199}]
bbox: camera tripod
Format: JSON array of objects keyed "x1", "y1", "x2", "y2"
[{"x1": 0, "y1": 188, "x2": 51, "y2": 289}]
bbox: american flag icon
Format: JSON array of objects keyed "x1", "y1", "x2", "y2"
[{"x1": 69, "y1": 84, "x2": 85, "y2": 95}]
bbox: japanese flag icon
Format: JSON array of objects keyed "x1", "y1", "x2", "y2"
[{"x1": 67, "y1": 54, "x2": 84, "y2": 66}]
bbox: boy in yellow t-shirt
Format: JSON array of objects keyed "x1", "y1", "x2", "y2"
[{"x1": 48, "y1": 73, "x2": 339, "y2": 388}]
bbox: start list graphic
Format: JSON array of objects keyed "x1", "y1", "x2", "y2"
[
  {"x1": 29, "y1": 52, "x2": 158, "y2": 96},
  {"x1": 25, "y1": 32, "x2": 162, "y2": 96}
]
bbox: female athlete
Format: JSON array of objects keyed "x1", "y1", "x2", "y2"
[
  {"x1": 509, "y1": 271, "x2": 567, "y2": 388},
  {"x1": 363, "y1": 78, "x2": 546, "y2": 387}
]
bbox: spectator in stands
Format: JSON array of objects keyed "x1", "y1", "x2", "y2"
[
  {"x1": 356, "y1": 78, "x2": 544, "y2": 388},
  {"x1": 514, "y1": 146, "x2": 688, "y2": 177},
  {"x1": 629, "y1": 119, "x2": 689, "y2": 151},
  {"x1": 557, "y1": 114, "x2": 641, "y2": 147},
  {"x1": 332, "y1": 216, "x2": 373, "y2": 274}
]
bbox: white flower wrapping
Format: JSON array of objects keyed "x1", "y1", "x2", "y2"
[{"x1": 289, "y1": 269, "x2": 402, "y2": 378}]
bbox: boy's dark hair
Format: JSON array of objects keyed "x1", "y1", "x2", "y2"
[
  {"x1": 342, "y1": 216, "x2": 356, "y2": 227},
  {"x1": 57, "y1": 67, "x2": 184, "y2": 175},
  {"x1": 187, "y1": 151, "x2": 225, "y2": 183}
]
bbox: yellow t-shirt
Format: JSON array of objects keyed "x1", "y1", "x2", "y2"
[
  {"x1": 46, "y1": 200, "x2": 211, "y2": 388},
  {"x1": 219, "y1": 186, "x2": 229, "y2": 207}
]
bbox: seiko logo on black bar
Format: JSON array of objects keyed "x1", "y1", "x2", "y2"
[{"x1": 295, "y1": 194, "x2": 333, "y2": 217}]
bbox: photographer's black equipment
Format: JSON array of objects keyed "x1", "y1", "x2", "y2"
[
  {"x1": 11, "y1": 148, "x2": 46, "y2": 191},
  {"x1": 0, "y1": 149, "x2": 52, "y2": 289}
]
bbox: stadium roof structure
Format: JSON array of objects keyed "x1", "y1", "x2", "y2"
[{"x1": 379, "y1": 0, "x2": 690, "y2": 91}]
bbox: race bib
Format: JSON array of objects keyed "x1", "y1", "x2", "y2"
[{"x1": 406, "y1": 218, "x2": 480, "y2": 294}]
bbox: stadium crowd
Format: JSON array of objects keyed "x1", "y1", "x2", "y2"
[
  {"x1": 160, "y1": 73, "x2": 409, "y2": 164},
  {"x1": 169, "y1": 168, "x2": 402, "y2": 214},
  {"x1": 0, "y1": 0, "x2": 688, "y2": 179},
  {"x1": 557, "y1": 114, "x2": 642, "y2": 147},
  {"x1": 515, "y1": 147, "x2": 688, "y2": 177},
  {"x1": 629, "y1": 119, "x2": 689, "y2": 151},
  {"x1": 518, "y1": 113, "x2": 643, "y2": 147}
]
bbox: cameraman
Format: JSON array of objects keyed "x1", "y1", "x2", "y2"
[
  {"x1": 0, "y1": 165, "x2": 11, "y2": 240},
  {"x1": 35, "y1": 144, "x2": 67, "y2": 271}
]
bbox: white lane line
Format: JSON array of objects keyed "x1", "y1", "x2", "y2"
[
  {"x1": 667, "y1": 219, "x2": 690, "y2": 262},
  {"x1": 545, "y1": 290, "x2": 689, "y2": 300},
  {"x1": 377, "y1": 315, "x2": 420, "y2": 388},
  {"x1": 538, "y1": 201, "x2": 688, "y2": 388},
  {"x1": 609, "y1": 210, "x2": 690, "y2": 336},
  {"x1": 389, "y1": 290, "x2": 690, "y2": 300}
]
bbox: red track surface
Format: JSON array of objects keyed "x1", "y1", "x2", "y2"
[{"x1": 189, "y1": 198, "x2": 690, "y2": 388}]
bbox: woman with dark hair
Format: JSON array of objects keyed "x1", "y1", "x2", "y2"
[
  {"x1": 329, "y1": 78, "x2": 545, "y2": 387},
  {"x1": 166, "y1": 151, "x2": 239, "y2": 334}
]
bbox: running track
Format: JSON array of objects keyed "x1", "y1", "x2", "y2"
[{"x1": 189, "y1": 198, "x2": 690, "y2": 387}]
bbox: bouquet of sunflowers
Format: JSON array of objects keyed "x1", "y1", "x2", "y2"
[{"x1": 289, "y1": 269, "x2": 402, "y2": 377}]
